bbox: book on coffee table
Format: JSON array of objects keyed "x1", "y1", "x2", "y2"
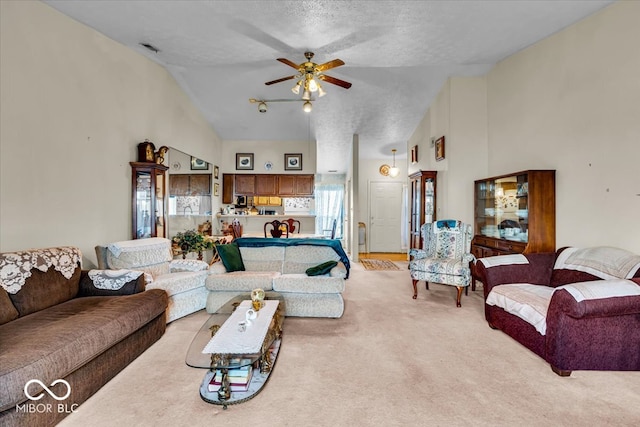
[{"x1": 208, "y1": 367, "x2": 254, "y2": 392}]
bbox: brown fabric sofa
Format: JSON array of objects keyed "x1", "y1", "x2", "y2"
[
  {"x1": 0, "y1": 247, "x2": 168, "y2": 427},
  {"x1": 476, "y1": 246, "x2": 640, "y2": 376}
]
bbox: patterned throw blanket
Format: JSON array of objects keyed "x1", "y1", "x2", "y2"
[{"x1": 555, "y1": 246, "x2": 640, "y2": 280}]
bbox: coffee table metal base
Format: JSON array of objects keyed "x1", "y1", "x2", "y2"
[{"x1": 198, "y1": 339, "x2": 282, "y2": 409}]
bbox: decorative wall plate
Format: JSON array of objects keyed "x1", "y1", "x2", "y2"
[
  {"x1": 379, "y1": 164, "x2": 390, "y2": 176},
  {"x1": 264, "y1": 161, "x2": 273, "y2": 171},
  {"x1": 171, "y1": 161, "x2": 181, "y2": 171}
]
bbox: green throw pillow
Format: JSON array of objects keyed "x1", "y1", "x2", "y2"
[
  {"x1": 306, "y1": 260, "x2": 338, "y2": 276},
  {"x1": 216, "y1": 243, "x2": 245, "y2": 272}
]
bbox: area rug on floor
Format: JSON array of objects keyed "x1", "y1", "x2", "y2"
[{"x1": 360, "y1": 259, "x2": 400, "y2": 270}]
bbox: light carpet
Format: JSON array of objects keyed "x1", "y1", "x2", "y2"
[
  {"x1": 58, "y1": 261, "x2": 640, "y2": 427},
  {"x1": 360, "y1": 258, "x2": 400, "y2": 270}
]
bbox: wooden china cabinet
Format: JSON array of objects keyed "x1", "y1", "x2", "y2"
[
  {"x1": 409, "y1": 171, "x2": 438, "y2": 250},
  {"x1": 471, "y1": 170, "x2": 556, "y2": 283},
  {"x1": 130, "y1": 162, "x2": 168, "y2": 239}
]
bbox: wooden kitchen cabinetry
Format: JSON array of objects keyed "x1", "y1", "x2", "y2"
[
  {"x1": 471, "y1": 170, "x2": 556, "y2": 276},
  {"x1": 409, "y1": 171, "x2": 437, "y2": 250},
  {"x1": 224, "y1": 174, "x2": 314, "y2": 199},
  {"x1": 169, "y1": 174, "x2": 211, "y2": 196},
  {"x1": 255, "y1": 174, "x2": 277, "y2": 195},
  {"x1": 222, "y1": 174, "x2": 234, "y2": 204},
  {"x1": 234, "y1": 175, "x2": 256, "y2": 195},
  {"x1": 277, "y1": 174, "x2": 314, "y2": 196}
]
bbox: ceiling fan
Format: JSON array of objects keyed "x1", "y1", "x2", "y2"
[{"x1": 265, "y1": 51, "x2": 352, "y2": 99}]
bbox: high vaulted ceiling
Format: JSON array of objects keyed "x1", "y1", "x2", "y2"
[{"x1": 44, "y1": 0, "x2": 613, "y2": 173}]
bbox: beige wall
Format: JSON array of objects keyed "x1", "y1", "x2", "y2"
[
  {"x1": 487, "y1": 1, "x2": 640, "y2": 253},
  {"x1": 407, "y1": 1, "x2": 639, "y2": 254},
  {"x1": 221, "y1": 139, "x2": 316, "y2": 176},
  {"x1": 0, "y1": 1, "x2": 221, "y2": 265}
]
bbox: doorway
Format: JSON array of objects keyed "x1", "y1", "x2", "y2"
[{"x1": 368, "y1": 181, "x2": 404, "y2": 252}]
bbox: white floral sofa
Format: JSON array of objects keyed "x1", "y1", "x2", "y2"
[
  {"x1": 95, "y1": 237, "x2": 209, "y2": 323},
  {"x1": 206, "y1": 238, "x2": 349, "y2": 318}
]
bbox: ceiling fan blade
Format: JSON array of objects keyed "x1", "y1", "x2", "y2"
[
  {"x1": 318, "y1": 74, "x2": 352, "y2": 89},
  {"x1": 265, "y1": 75, "x2": 297, "y2": 85},
  {"x1": 316, "y1": 59, "x2": 345, "y2": 72},
  {"x1": 277, "y1": 58, "x2": 301, "y2": 70}
]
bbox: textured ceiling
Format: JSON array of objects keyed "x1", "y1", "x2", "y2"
[{"x1": 44, "y1": 0, "x2": 613, "y2": 173}]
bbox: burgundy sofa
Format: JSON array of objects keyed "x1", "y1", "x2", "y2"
[
  {"x1": 0, "y1": 247, "x2": 168, "y2": 427},
  {"x1": 476, "y1": 246, "x2": 640, "y2": 376}
]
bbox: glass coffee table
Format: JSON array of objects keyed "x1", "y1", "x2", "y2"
[{"x1": 185, "y1": 292, "x2": 284, "y2": 409}]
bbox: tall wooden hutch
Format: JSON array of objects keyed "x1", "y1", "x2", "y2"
[
  {"x1": 409, "y1": 171, "x2": 438, "y2": 250},
  {"x1": 471, "y1": 170, "x2": 555, "y2": 261},
  {"x1": 130, "y1": 162, "x2": 168, "y2": 239}
]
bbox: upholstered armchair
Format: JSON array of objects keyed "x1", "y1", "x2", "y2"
[{"x1": 409, "y1": 220, "x2": 474, "y2": 307}]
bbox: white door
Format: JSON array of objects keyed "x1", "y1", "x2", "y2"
[{"x1": 369, "y1": 181, "x2": 403, "y2": 252}]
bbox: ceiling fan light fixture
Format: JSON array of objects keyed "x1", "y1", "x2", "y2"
[
  {"x1": 303, "y1": 101, "x2": 312, "y2": 113},
  {"x1": 291, "y1": 80, "x2": 302, "y2": 95},
  {"x1": 307, "y1": 76, "x2": 318, "y2": 92},
  {"x1": 302, "y1": 89, "x2": 312, "y2": 101},
  {"x1": 318, "y1": 85, "x2": 326, "y2": 97}
]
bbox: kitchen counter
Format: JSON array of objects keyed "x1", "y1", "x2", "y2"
[
  {"x1": 216, "y1": 213, "x2": 316, "y2": 235},
  {"x1": 217, "y1": 214, "x2": 316, "y2": 218}
]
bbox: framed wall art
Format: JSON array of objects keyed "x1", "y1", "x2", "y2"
[
  {"x1": 236, "y1": 153, "x2": 254, "y2": 170},
  {"x1": 284, "y1": 153, "x2": 302, "y2": 171},
  {"x1": 191, "y1": 156, "x2": 209, "y2": 170},
  {"x1": 213, "y1": 165, "x2": 219, "y2": 179},
  {"x1": 435, "y1": 136, "x2": 445, "y2": 161},
  {"x1": 214, "y1": 182, "x2": 220, "y2": 197},
  {"x1": 411, "y1": 145, "x2": 418, "y2": 164}
]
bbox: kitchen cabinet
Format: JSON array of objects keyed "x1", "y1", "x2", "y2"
[
  {"x1": 277, "y1": 174, "x2": 314, "y2": 196},
  {"x1": 409, "y1": 171, "x2": 437, "y2": 250},
  {"x1": 169, "y1": 174, "x2": 211, "y2": 196},
  {"x1": 131, "y1": 162, "x2": 168, "y2": 239},
  {"x1": 235, "y1": 174, "x2": 255, "y2": 195},
  {"x1": 225, "y1": 174, "x2": 314, "y2": 197},
  {"x1": 222, "y1": 174, "x2": 234, "y2": 204},
  {"x1": 255, "y1": 174, "x2": 277, "y2": 195}
]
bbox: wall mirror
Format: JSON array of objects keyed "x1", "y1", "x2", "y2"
[{"x1": 167, "y1": 147, "x2": 214, "y2": 239}]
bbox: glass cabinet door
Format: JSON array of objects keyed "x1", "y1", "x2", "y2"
[
  {"x1": 424, "y1": 177, "x2": 435, "y2": 224},
  {"x1": 131, "y1": 162, "x2": 168, "y2": 239},
  {"x1": 475, "y1": 173, "x2": 528, "y2": 243},
  {"x1": 135, "y1": 170, "x2": 153, "y2": 238}
]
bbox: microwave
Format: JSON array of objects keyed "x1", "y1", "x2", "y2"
[{"x1": 235, "y1": 196, "x2": 247, "y2": 207}]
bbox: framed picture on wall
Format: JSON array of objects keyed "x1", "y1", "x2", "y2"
[
  {"x1": 214, "y1": 182, "x2": 220, "y2": 197},
  {"x1": 411, "y1": 145, "x2": 418, "y2": 164},
  {"x1": 435, "y1": 136, "x2": 445, "y2": 161},
  {"x1": 284, "y1": 153, "x2": 302, "y2": 171},
  {"x1": 191, "y1": 157, "x2": 209, "y2": 170},
  {"x1": 214, "y1": 165, "x2": 219, "y2": 179},
  {"x1": 236, "y1": 153, "x2": 254, "y2": 170}
]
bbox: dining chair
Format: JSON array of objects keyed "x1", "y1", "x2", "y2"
[
  {"x1": 323, "y1": 218, "x2": 337, "y2": 239},
  {"x1": 283, "y1": 218, "x2": 301, "y2": 234},
  {"x1": 264, "y1": 220, "x2": 289, "y2": 238}
]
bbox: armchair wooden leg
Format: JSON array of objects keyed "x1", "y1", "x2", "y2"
[
  {"x1": 412, "y1": 279, "x2": 418, "y2": 299},
  {"x1": 455, "y1": 286, "x2": 463, "y2": 307}
]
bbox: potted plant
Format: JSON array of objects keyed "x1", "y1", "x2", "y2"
[{"x1": 171, "y1": 230, "x2": 213, "y2": 260}]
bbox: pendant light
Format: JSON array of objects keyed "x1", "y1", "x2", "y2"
[{"x1": 389, "y1": 149, "x2": 400, "y2": 177}]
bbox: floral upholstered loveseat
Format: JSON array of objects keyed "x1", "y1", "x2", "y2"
[
  {"x1": 206, "y1": 238, "x2": 349, "y2": 318},
  {"x1": 0, "y1": 246, "x2": 167, "y2": 426},
  {"x1": 476, "y1": 246, "x2": 640, "y2": 376},
  {"x1": 95, "y1": 237, "x2": 209, "y2": 323}
]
